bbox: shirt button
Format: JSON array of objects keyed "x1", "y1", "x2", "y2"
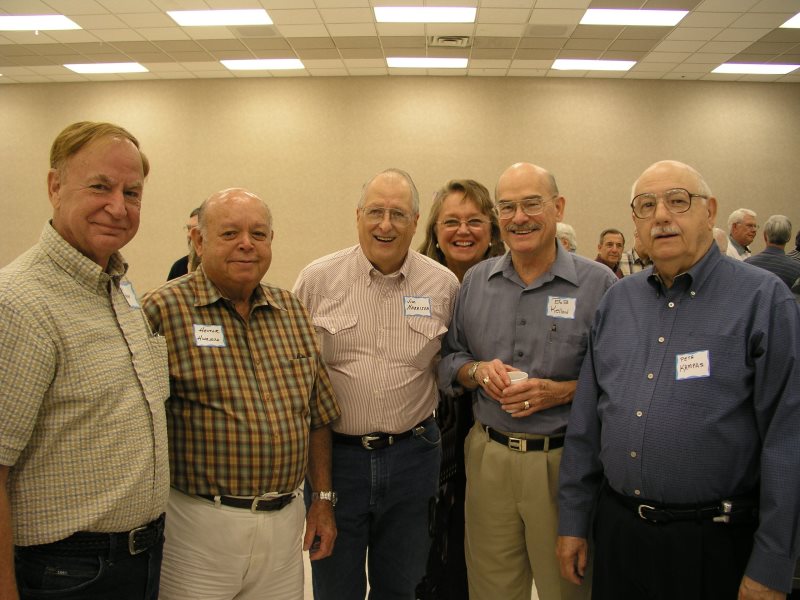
[
  {"x1": 647, "y1": 373, "x2": 654, "y2": 380},
  {"x1": 636, "y1": 411, "x2": 643, "y2": 417},
  {"x1": 330, "y1": 328, "x2": 337, "y2": 333},
  {"x1": 630, "y1": 451, "x2": 637, "y2": 458},
  {"x1": 517, "y1": 351, "x2": 523, "y2": 357},
  {"x1": 520, "y1": 319, "x2": 526, "y2": 325},
  {"x1": 668, "y1": 301, "x2": 675, "y2": 308},
  {"x1": 634, "y1": 489, "x2": 641, "y2": 496},
  {"x1": 690, "y1": 291, "x2": 696, "y2": 297},
  {"x1": 658, "y1": 336, "x2": 665, "y2": 343}
]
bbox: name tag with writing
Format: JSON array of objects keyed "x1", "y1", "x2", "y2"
[
  {"x1": 404, "y1": 296, "x2": 432, "y2": 317},
  {"x1": 546, "y1": 296, "x2": 576, "y2": 319},
  {"x1": 193, "y1": 324, "x2": 226, "y2": 347},
  {"x1": 675, "y1": 350, "x2": 710, "y2": 380},
  {"x1": 119, "y1": 281, "x2": 140, "y2": 308}
]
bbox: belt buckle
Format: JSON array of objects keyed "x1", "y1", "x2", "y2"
[
  {"x1": 128, "y1": 525, "x2": 148, "y2": 555},
  {"x1": 361, "y1": 434, "x2": 381, "y2": 450},
  {"x1": 637, "y1": 504, "x2": 656, "y2": 522},
  {"x1": 507, "y1": 436, "x2": 527, "y2": 452}
]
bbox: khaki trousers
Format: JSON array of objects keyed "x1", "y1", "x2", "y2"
[{"x1": 464, "y1": 424, "x2": 591, "y2": 600}]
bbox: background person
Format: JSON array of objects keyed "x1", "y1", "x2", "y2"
[
  {"x1": 166, "y1": 206, "x2": 200, "y2": 280},
  {"x1": 556, "y1": 223, "x2": 578, "y2": 253},
  {"x1": 0, "y1": 121, "x2": 169, "y2": 600},
  {"x1": 726, "y1": 207, "x2": 758, "y2": 260},
  {"x1": 745, "y1": 215, "x2": 800, "y2": 292},
  {"x1": 594, "y1": 228, "x2": 625, "y2": 279}
]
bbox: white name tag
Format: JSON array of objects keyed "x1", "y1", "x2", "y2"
[
  {"x1": 675, "y1": 350, "x2": 710, "y2": 380},
  {"x1": 404, "y1": 296, "x2": 432, "y2": 317},
  {"x1": 119, "y1": 281, "x2": 140, "y2": 308},
  {"x1": 546, "y1": 296, "x2": 576, "y2": 319},
  {"x1": 193, "y1": 324, "x2": 226, "y2": 347}
]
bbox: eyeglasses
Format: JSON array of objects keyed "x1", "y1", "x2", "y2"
[
  {"x1": 630, "y1": 188, "x2": 707, "y2": 219},
  {"x1": 437, "y1": 218, "x2": 490, "y2": 231},
  {"x1": 736, "y1": 222, "x2": 759, "y2": 231},
  {"x1": 360, "y1": 206, "x2": 412, "y2": 226},
  {"x1": 494, "y1": 196, "x2": 555, "y2": 219}
]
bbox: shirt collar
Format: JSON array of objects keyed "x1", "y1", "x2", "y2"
[
  {"x1": 647, "y1": 243, "x2": 721, "y2": 296},
  {"x1": 356, "y1": 244, "x2": 411, "y2": 285},
  {"x1": 489, "y1": 241, "x2": 579, "y2": 288},
  {"x1": 191, "y1": 265, "x2": 285, "y2": 312},
  {"x1": 631, "y1": 248, "x2": 651, "y2": 266},
  {"x1": 728, "y1": 236, "x2": 750, "y2": 255},
  {"x1": 40, "y1": 221, "x2": 128, "y2": 295}
]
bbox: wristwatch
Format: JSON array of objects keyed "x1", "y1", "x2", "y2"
[
  {"x1": 311, "y1": 491, "x2": 338, "y2": 507},
  {"x1": 467, "y1": 361, "x2": 482, "y2": 383}
]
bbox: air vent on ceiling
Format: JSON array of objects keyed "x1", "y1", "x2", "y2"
[{"x1": 428, "y1": 36, "x2": 471, "y2": 48}]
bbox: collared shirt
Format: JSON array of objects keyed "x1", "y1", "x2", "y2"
[
  {"x1": 0, "y1": 223, "x2": 170, "y2": 546},
  {"x1": 726, "y1": 236, "x2": 751, "y2": 260},
  {"x1": 142, "y1": 267, "x2": 340, "y2": 496},
  {"x1": 293, "y1": 245, "x2": 459, "y2": 435},
  {"x1": 558, "y1": 246, "x2": 800, "y2": 592},
  {"x1": 595, "y1": 255, "x2": 623, "y2": 279},
  {"x1": 439, "y1": 243, "x2": 617, "y2": 436},
  {"x1": 745, "y1": 246, "x2": 800, "y2": 291},
  {"x1": 619, "y1": 248, "x2": 652, "y2": 277}
]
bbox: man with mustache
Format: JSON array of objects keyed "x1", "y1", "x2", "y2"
[
  {"x1": 439, "y1": 162, "x2": 616, "y2": 600},
  {"x1": 557, "y1": 160, "x2": 800, "y2": 600}
]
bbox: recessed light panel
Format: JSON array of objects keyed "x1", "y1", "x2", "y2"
[
  {"x1": 780, "y1": 13, "x2": 800, "y2": 28},
  {"x1": 552, "y1": 59, "x2": 635, "y2": 71},
  {"x1": 221, "y1": 59, "x2": 305, "y2": 71},
  {"x1": 375, "y1": 7, "x2": 476, "y2": 23},
  {"x1": 713, "y1": 63, "x2": 799, "y2": 75},
  {"x1": 0, "y1": 15, "x2": 81, "y2": 31},
  {"x1": 387, "y1": 57, "x2": 469, "y2": 68},
  {"x1": 65, "y1": 63, "x2": 148, "y2": 74},
  {"x1": 580, "y1": 9, "x2": 687, "y2": 27},
  {"x1": 168, "y1": 9, "x2": 272, "y2": 27}
]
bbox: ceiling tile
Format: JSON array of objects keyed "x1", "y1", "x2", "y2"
[
  {"x1": 93, "y1": 28, "x2": 145, "y2": 41},
  {"x1": 680, "y1": 12, "x2": 740, "y2": 27},
  {"x1": 376, "y1": 23, "x2": 426, "y2": 36},
  {"x1": 379, "y1": 36, "x2": 425, "y2": 48},
  {"x1": 609, "y1": 39, "x2": 658, "y2": 51},
  {"x1": 471, "y1": 47, "x2": 515, "y2": 58},
  {"x1": 529, "y1": 9, "x2": 584, "y2": 25},
  {"x1": 731, "y1": 12, "x2": 796, "y2": 28},
  {"x1": 295, "y1": 48, "x2": 340, "y2": 59},
  {"x1": 318, "y1": 8, "x2": 372, "y2": 23},
  {"x1": 242, "y1": 38, "x2": 291, "y2": 50},
  {"x1": 137, "y1": 27, "x2": 190, "y2": 40},
  {"x1": 268, "y1": 9, "x2": 322, "y2": 25},
  {"x1": 326, "y1": 23, "x2": 376, "y2": 36},
  {"x1": 683, "y1": 51, "x2": 733, "y2": 62},
  {"x1": 288, "y1": 37, "x2": 335, "y2": 49},
  {"x1": 478, "y1": 8, "x2": 531, "y2": 23},
  {"x1": 468, "y1": 58, "x2": 511, "y2": 67},
  {"x1": 694, "y1": 0, "x2": 760, "y2": 11},
  {"x1": 70, "y1": 14, "x2": 128, "y2": 28},
  {"x1": 275, "y1": 24, "x2": 330, "y2": 37},
  {"x1": 301, "y1": 58, "x2": 344, "y2": 68},
  {"x1": 667, "y1": 27, "x2": 722, "y2": 40},
  {"x1": 713, "y1": 27, "x2": 770, "y2": 41},
  {"x1": 339, "y1": 47, "x2": 382, "y2": 59},
  {"x1": 475, "y1": 24, "x2": 525, "y2": 36},
  {"x1": 334, "y1": 36, "x2": 379, "y2": 48},
  {"x1": 653, "y1": 39, "x2": 706, "y2": 52},
  {"x1": 513, "y1": 47, "x2": 558, "y2": 59}
]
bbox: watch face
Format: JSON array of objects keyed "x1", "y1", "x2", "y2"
[{"x1": 317, "y1": 491, "x2": 338, "y2": 506}]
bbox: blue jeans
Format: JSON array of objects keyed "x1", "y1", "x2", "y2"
[
  {"x1": 308, "y1": 418, "x2": 441, "y2": 600},
  {"x1": 15, "y1": 533, "x2": 164, "y2": 600}
]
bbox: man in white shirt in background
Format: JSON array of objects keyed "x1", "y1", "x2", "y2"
[{"x1": 726, "y1": 208, "x2": 758, "y2": 260}]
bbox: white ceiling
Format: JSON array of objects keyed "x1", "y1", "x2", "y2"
[{"x1": 1, "y1": 0, "x2": 799, "y2": 84}]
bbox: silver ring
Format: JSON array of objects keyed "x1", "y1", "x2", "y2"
[
  {"x1": 482, "y1": 376, "x2": 490, "y2": 386},
  {"x1": 524, "y1": 400, "x2": 530, "y2": 410}
]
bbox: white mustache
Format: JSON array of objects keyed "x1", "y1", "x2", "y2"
[{"x1": 650, "y1": 225, "x2": 681, "y2": 237}]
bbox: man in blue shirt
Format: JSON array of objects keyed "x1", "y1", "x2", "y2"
[
  {"x1": 440, "y1": 162, "x2": 616, "y2": 600},
  {"x1": 557, "y1": 160, "x2": 800, "y2": 600},
  {"x1": 745, "y1": 214, "x2": 800, "y2": 292}
]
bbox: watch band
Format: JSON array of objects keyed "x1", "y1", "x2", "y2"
[
  {"x1": 467, "y1": 361, "x2": 481, "y2": 382},
  {"x1": 311, "y1": 490, "x2": 338, "y2": 506}
]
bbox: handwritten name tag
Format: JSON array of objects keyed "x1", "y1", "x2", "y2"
[
  {"x1": 404, "y1": 296, "x2": 432, "y2": 317},
  {"x1": 193, "y1": 324, "x2": 226, "y2": 347},
  {"x1": 675, "y1": 350, "x2": 710, "y2": 380},
  {"x1": 546, "y1": 296, "x2": 576, "y2": 319},
  {"x1": 119, "y1": 281, "x2": 140, "y2": 308}
]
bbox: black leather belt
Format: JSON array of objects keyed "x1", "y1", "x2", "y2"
[
  {"x1": 609, "y1": 487, "x2": 758, "y2": 524},
  {"x1": 333, "y1": 418, "x2": 430, "y2": 450},
  {"x1": 485, "y1": 425, "x2": 564, "y2": 452},
  {"x1": 19, "y1": 513, "x2": 165, "y2": 558},
  {"x1": 198, "y1": 493, "x2": 295, "y2": 512}
]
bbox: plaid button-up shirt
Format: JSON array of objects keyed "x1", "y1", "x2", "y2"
[{"x1": 142, "y1": 267, "x2": 340, "y2": 496}]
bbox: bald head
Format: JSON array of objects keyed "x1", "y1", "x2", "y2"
[
  {"x1": 198, "y1": 187, "x2": 272, "y2": 235},
  {"x1": 632, "y1": 160, "x2": 712, "y2": 200},
  {"x1": 496, "y1": 162, "x2": 559, "y2": 200}
]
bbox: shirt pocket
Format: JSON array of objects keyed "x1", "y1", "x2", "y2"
[
  {"x1": 672, "y1": 333, "x2": 747, "y2": 410},
  {"x1": 312, "y1": 315, "x2": 359, "y2": 366},
  {"x1": 541, "y1": 330, "x2": 589, "y2": 380},
  {"x1": 404, "y1": 317, "x2": 449, "y2": 371},
  {"x1": 277, "y1": 356, "x2": 316, "y2": 416}
]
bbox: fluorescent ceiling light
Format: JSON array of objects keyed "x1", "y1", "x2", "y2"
[
  {"x1": 221, "y1": 59, "x2": 304, "y2": 71},
  {"x1": 0, "y1": 15, "x2": 81, "y2": 31},
  {"x1": 65, "y1": 63, "x2": 148, "y2": 74},
  {"x1": 167, "y1": 9, "x2": 272, "y2": 27},
  {"x1": 387, "y1": 57, "x2": 468, "y2": 68},
  {"x1": 580, "y1": 9, "x2": 687, "y2": 27},
  {"x1": 712, "y1": 63, "x2": 799, "y2": 75},
  {"x1": 552, "y1": 59, "x2": 635, "y2": 71},
  {"x1": 374, "y1": 7, "x2": 476, "y2": 23},
  {"x1": 780, "y1": 13, "x2": 800, "y2": 28}
]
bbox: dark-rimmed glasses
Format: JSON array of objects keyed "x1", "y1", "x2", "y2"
[{"x1": 631, "y1": 188, "x2": 707, "y2": 219}]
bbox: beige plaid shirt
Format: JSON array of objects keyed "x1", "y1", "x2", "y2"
[{"x1": 0, "y1": 224, "x2": 170, "y2": 545}]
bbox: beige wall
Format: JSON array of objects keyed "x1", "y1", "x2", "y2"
[{"x1": 1, "y1": 76, "x2": 798, "y2": 293}]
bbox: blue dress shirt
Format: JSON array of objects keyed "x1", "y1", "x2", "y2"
[{"x1": 558, "y1": 244, "x2": 800, "y2": 592}]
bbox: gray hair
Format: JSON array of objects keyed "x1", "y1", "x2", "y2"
[
  {"x1": 197, "y1": 187, "x2": 273, "y2": 234},
  {"x1": 556, "y1": 223, "x2": 577, "y2": 251},
  {"x1": 358, "y1": 168, "x2": 420, "y2": 215},
  {"x1": 763, "y1": 215, "x2": 792, "y2": 246},
  {"x1": 727, "y1": 208, "x2": 757, "y2": 231}
]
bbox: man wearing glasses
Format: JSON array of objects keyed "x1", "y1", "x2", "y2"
[
  {"x1": 726, "y1": 208, "x2": 759, "y2": 260},
  {"x1": 293, "y1": 168, "x2": 459, "y2": 600},
  {"x1": 439, "y1": 162, "x2": 616, "y2": 600},
  {"x1": 558, "y1": 160, "x2": 800, "y2": 600}
]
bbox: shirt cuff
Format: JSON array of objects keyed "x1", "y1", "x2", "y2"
[{"x1": 745, "y1": 545, "x2": 797, "y2": 594}]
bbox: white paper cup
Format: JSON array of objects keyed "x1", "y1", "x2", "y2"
[{"x1": 508, "y1": 371, "x2": 528, "y2": 385}]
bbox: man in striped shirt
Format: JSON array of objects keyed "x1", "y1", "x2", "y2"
[
  {"x1": 142, "y1": 188, "x2": 340, "y2": 600},
  {"x1": 294, "y1": 168, "x2": 460, "y2": 600}
]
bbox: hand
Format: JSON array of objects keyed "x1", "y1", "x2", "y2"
[
  {"x1": 303, "y1": 499, "x2": 337, "y2": 561},
  {"x1": 474, "y1": 359, "x2": 516, "y2": 402},
  {"x1": 738, "y1": 576, "x2": 786, "y2": 600},
  {"x1": 556, "y1": 535, "x2": 588, "y2": 586},
  {"x1": 500, "y1": 379, "x2": 577, "y2": 418}
]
